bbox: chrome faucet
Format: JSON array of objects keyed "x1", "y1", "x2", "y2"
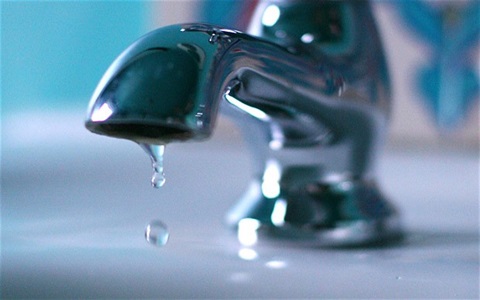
[{"x1": 85, "y1": 0, "x2": 402, "y2": 246}]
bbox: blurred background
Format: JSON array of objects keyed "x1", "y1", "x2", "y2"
[{"x1": 1, "y1": 1, "x2": 479, "y2": 298}]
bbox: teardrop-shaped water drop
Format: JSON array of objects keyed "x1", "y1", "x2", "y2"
[{"x1": 139, "y1": 143, "x2": 166, "y2": 188}]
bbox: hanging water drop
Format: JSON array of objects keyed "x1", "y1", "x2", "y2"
[
  {"x1": 145, "y1": 220, "x2": 169, "y2": 247},
  {"x1": 139, "y1": 143, "x2": 166, "y2": 188}
]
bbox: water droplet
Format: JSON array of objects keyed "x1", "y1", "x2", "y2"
[
  {"x1": 209, "y1": 32, "x2": 219, "y2": 44},
  {"x1": 396, "y1": 276, "x2": 403, "y2": 280},
  {"x1": 139, "y1": 143, "x2": 166, "y2": 188},
  {"x1": 145, "y1": 220, "x2": 169, "y2": 247}
]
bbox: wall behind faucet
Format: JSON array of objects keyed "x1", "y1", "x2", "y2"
[
  {"x1": 373, "y1": 1, "x2": 479, "y2": 150},
  {"x1": 1, "y1": 1, "x2": 150, "y2": 112}
]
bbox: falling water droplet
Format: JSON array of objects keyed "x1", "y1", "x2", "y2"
[
  {"x1": 139, "y1": 143, "x2": 166, "y2": 188},
  {"x1": 145, "y1": 220, "x2": 169, "y2": 247}
]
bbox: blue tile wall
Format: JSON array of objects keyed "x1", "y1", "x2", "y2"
[{"x1": 2, "y1": 1, "x2": 148, "y2": 112}]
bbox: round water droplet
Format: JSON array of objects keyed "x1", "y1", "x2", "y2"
[{"x1": 145, "y1": 220, "x2": 169, "y2": 247}]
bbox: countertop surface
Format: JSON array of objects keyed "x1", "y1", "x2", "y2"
[{"x1": 2, "y1": 111, "x2": 479, "y2": 299}]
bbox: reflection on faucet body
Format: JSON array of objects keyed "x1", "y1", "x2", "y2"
[{"x1": 85, "y1": 0, "x2": 402, "y2": 246}]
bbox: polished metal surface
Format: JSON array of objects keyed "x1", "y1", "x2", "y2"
[{"x1": 85, "y1": 0, "x2": 402, "y2": 246}]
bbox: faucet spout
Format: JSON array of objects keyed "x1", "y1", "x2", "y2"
[
  {"x1": 85, "y1": 25, "x2": 225, "y2": 144},
  {"x1": 86, "y1": 0, "x2": 402, "y2": 246}
]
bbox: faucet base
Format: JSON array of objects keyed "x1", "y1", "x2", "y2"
[{"x1": 226, "y1": 178, "x2": 403, "y2": 247}]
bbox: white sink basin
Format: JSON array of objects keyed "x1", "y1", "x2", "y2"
[{"x1": 2, "y1": 110, "x2": 478, "y2": 298}]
